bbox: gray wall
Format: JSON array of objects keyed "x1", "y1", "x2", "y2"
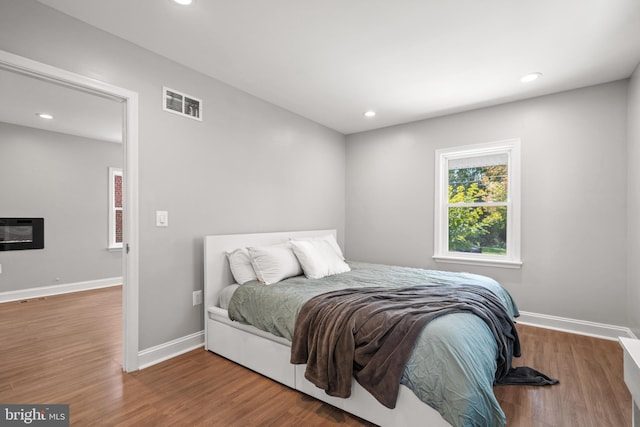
[
  {"x1": 628, "y1": 64, "x2": 640, "y2": 337},
  {"x1": 1, "y1": 0, "x2": 634, "y2": 348},
  {"x1": 346, "y1": 81, "x2": 629, "y2": 327},
  {"x1": 0, "y1": 122, "x2": 123, "y2": 290},
  {"x1": 0, "y1": 0, "x2": 346, "y2": 349}
]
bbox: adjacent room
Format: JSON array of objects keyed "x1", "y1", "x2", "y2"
[{"x1": 1, "y1": 0, "x2": 639, "y2": 426}]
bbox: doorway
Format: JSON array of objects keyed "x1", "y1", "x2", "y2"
[{"x1": 0, "y1": 49, "x2": 139, "y2": 371}]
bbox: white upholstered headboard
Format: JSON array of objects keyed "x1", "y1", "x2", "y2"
[{"x1": 203, "y1": 229, "x2": 337, "y2": 309}]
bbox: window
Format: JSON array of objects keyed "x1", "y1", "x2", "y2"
[
  {"x1": 109, "y1": 167, "x2": 123, "y2": 249},
  {"x1": 434, "y1": 139, "x2": 521, "y2": 268}
]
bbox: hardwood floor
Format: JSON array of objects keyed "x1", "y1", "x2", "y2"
[
  {"x1": 0, "y1": 287, "x2": 632, "y2": 426},
  {"x1": 495, "y1": 324, "x2": 631, "y2": 427}
]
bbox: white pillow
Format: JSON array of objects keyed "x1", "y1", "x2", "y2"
[
  {"x1": 226, "y1": 248, "x2": 257, "y2": 284},
  {"x1": 247, "y1": 244, "x2": 303, "y2": 285},
  {"x1": 320, "y1": 234, "x2": 346, "y2": 260},
  {"x1": 290, "y1": 236, "x2": 350, "y2": 280},
  {"x1": 291, "y1": 234, "x2": 346, "y2": 259}
]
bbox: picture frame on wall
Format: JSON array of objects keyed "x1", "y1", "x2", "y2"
[{"x1": 163, "y1": 86, "x2": 202, "y2": 121}]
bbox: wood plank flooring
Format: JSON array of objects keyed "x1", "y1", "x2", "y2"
[{"x1": 0, "y1": 286, "x2": 632, "y2": 426}]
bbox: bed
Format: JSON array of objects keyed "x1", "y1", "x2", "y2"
[{"x1": 204, "y1": 230, "x2": 519, "y2": 427}]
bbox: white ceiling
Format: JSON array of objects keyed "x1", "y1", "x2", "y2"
[
  {"x1": 0, "y1": 67, "x2": 123, "y2": 143},
  {"x1": 37, "y1": 0, "x2": 640, "y2": 134}
]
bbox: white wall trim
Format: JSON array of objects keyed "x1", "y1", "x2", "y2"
[
  {"x1": 136, "y1": 313, "x2": 636, "y2": 369},
  {"x1": 138, "y1": 330, "x2": 205, "y2": 370},
  {"x1": 433, "y1": 139, "x2": 522, "y2": 267},
  {"x1": 517, "y1": 310, "x2": 637, "y2": 341},
  {"x1": 0, "y1": 49, "x2": 141, "y2": 373},
  {"x1": 0, "y1": 277, "x2": 122, "y2": 304}
]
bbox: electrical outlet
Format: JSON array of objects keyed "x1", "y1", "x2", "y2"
[{"x1": 192, "y1": 290, "x2": 203, "y2": 306}]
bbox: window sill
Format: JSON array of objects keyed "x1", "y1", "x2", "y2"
[
  {"x1": 108, "y1": 246, "x2": 123, "y2": 252},
  {"x1": 433, "y1": 255, "x2": 522, "y2": 269}
]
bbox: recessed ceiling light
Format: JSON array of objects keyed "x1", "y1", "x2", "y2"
[
  {"x1": 36, "y1": 113, "x2": 54, "y2": 120},
  {"x1": 520, "y1": 72, "x2": 542, "y2": 83},
  {"x1": 173, "y1": 0, "x2": 192, "y2": 5},
  {"x1": 364, "y1": 111, "x2": 376, "y2": 118}
]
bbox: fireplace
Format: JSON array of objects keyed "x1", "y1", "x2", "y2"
[{"x1": 0, "y1": 218, "x2": 44, "y2": 251}]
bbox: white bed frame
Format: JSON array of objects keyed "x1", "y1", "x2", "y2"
[{"x1": 204, "y1": 230, "x2": 451, "y2": 427}]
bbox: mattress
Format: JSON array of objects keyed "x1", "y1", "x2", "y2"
[{"x1": 227, "y1": 261, "x2": 519, "y2": 427}]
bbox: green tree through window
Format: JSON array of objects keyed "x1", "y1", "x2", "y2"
[{"x1": 448, "y1": 165, "x2": 507, "y2": 253}]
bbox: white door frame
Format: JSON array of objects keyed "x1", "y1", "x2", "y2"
[{"x1": 0, "y1": 49, "x2": 140, "y2": 372}]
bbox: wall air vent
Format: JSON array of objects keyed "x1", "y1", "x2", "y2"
[{"x1": 162, "y1": 86, "x2": 202, "y2": 121}]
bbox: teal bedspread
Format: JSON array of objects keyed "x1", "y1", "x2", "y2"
[{"x1": 228, "y1": 262, "x2": 519, "y2": 427}]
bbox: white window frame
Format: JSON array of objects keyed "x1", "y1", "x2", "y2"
[
  {"x1": 108, "y1": 167, "x2": 123, "y2": 250},
  {"x1": 433, "y1": 139, "x2": 522, "y2": 268}
]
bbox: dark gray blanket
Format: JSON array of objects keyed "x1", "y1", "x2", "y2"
[
  {"x1": 497, "y1": 366, "x2": 559, "y2": 386},
  {"x1": 290, "y1": 284, "x2": 521, "y2": 409}
]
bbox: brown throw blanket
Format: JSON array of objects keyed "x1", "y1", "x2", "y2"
[{"x1": 290, "y1": 284, "x2": 520, "y2": 409}]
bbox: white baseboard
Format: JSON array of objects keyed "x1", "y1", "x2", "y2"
[
  {"x1": 0, "y1": 277, "x2": 123, "y2": 303},
  {"x1": 138, "y1": 330, "x2": 205, "y2": 370},
  {"x1": 136, "y1": 314, "x2": 635, "y2": 371},
  {"x1": 517, "y1": 310, "x2": 637, "y2": 341}
]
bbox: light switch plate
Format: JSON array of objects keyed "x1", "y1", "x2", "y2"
[{"x1": 156, "y1": 210, "x2": 169, "y2": 227}]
